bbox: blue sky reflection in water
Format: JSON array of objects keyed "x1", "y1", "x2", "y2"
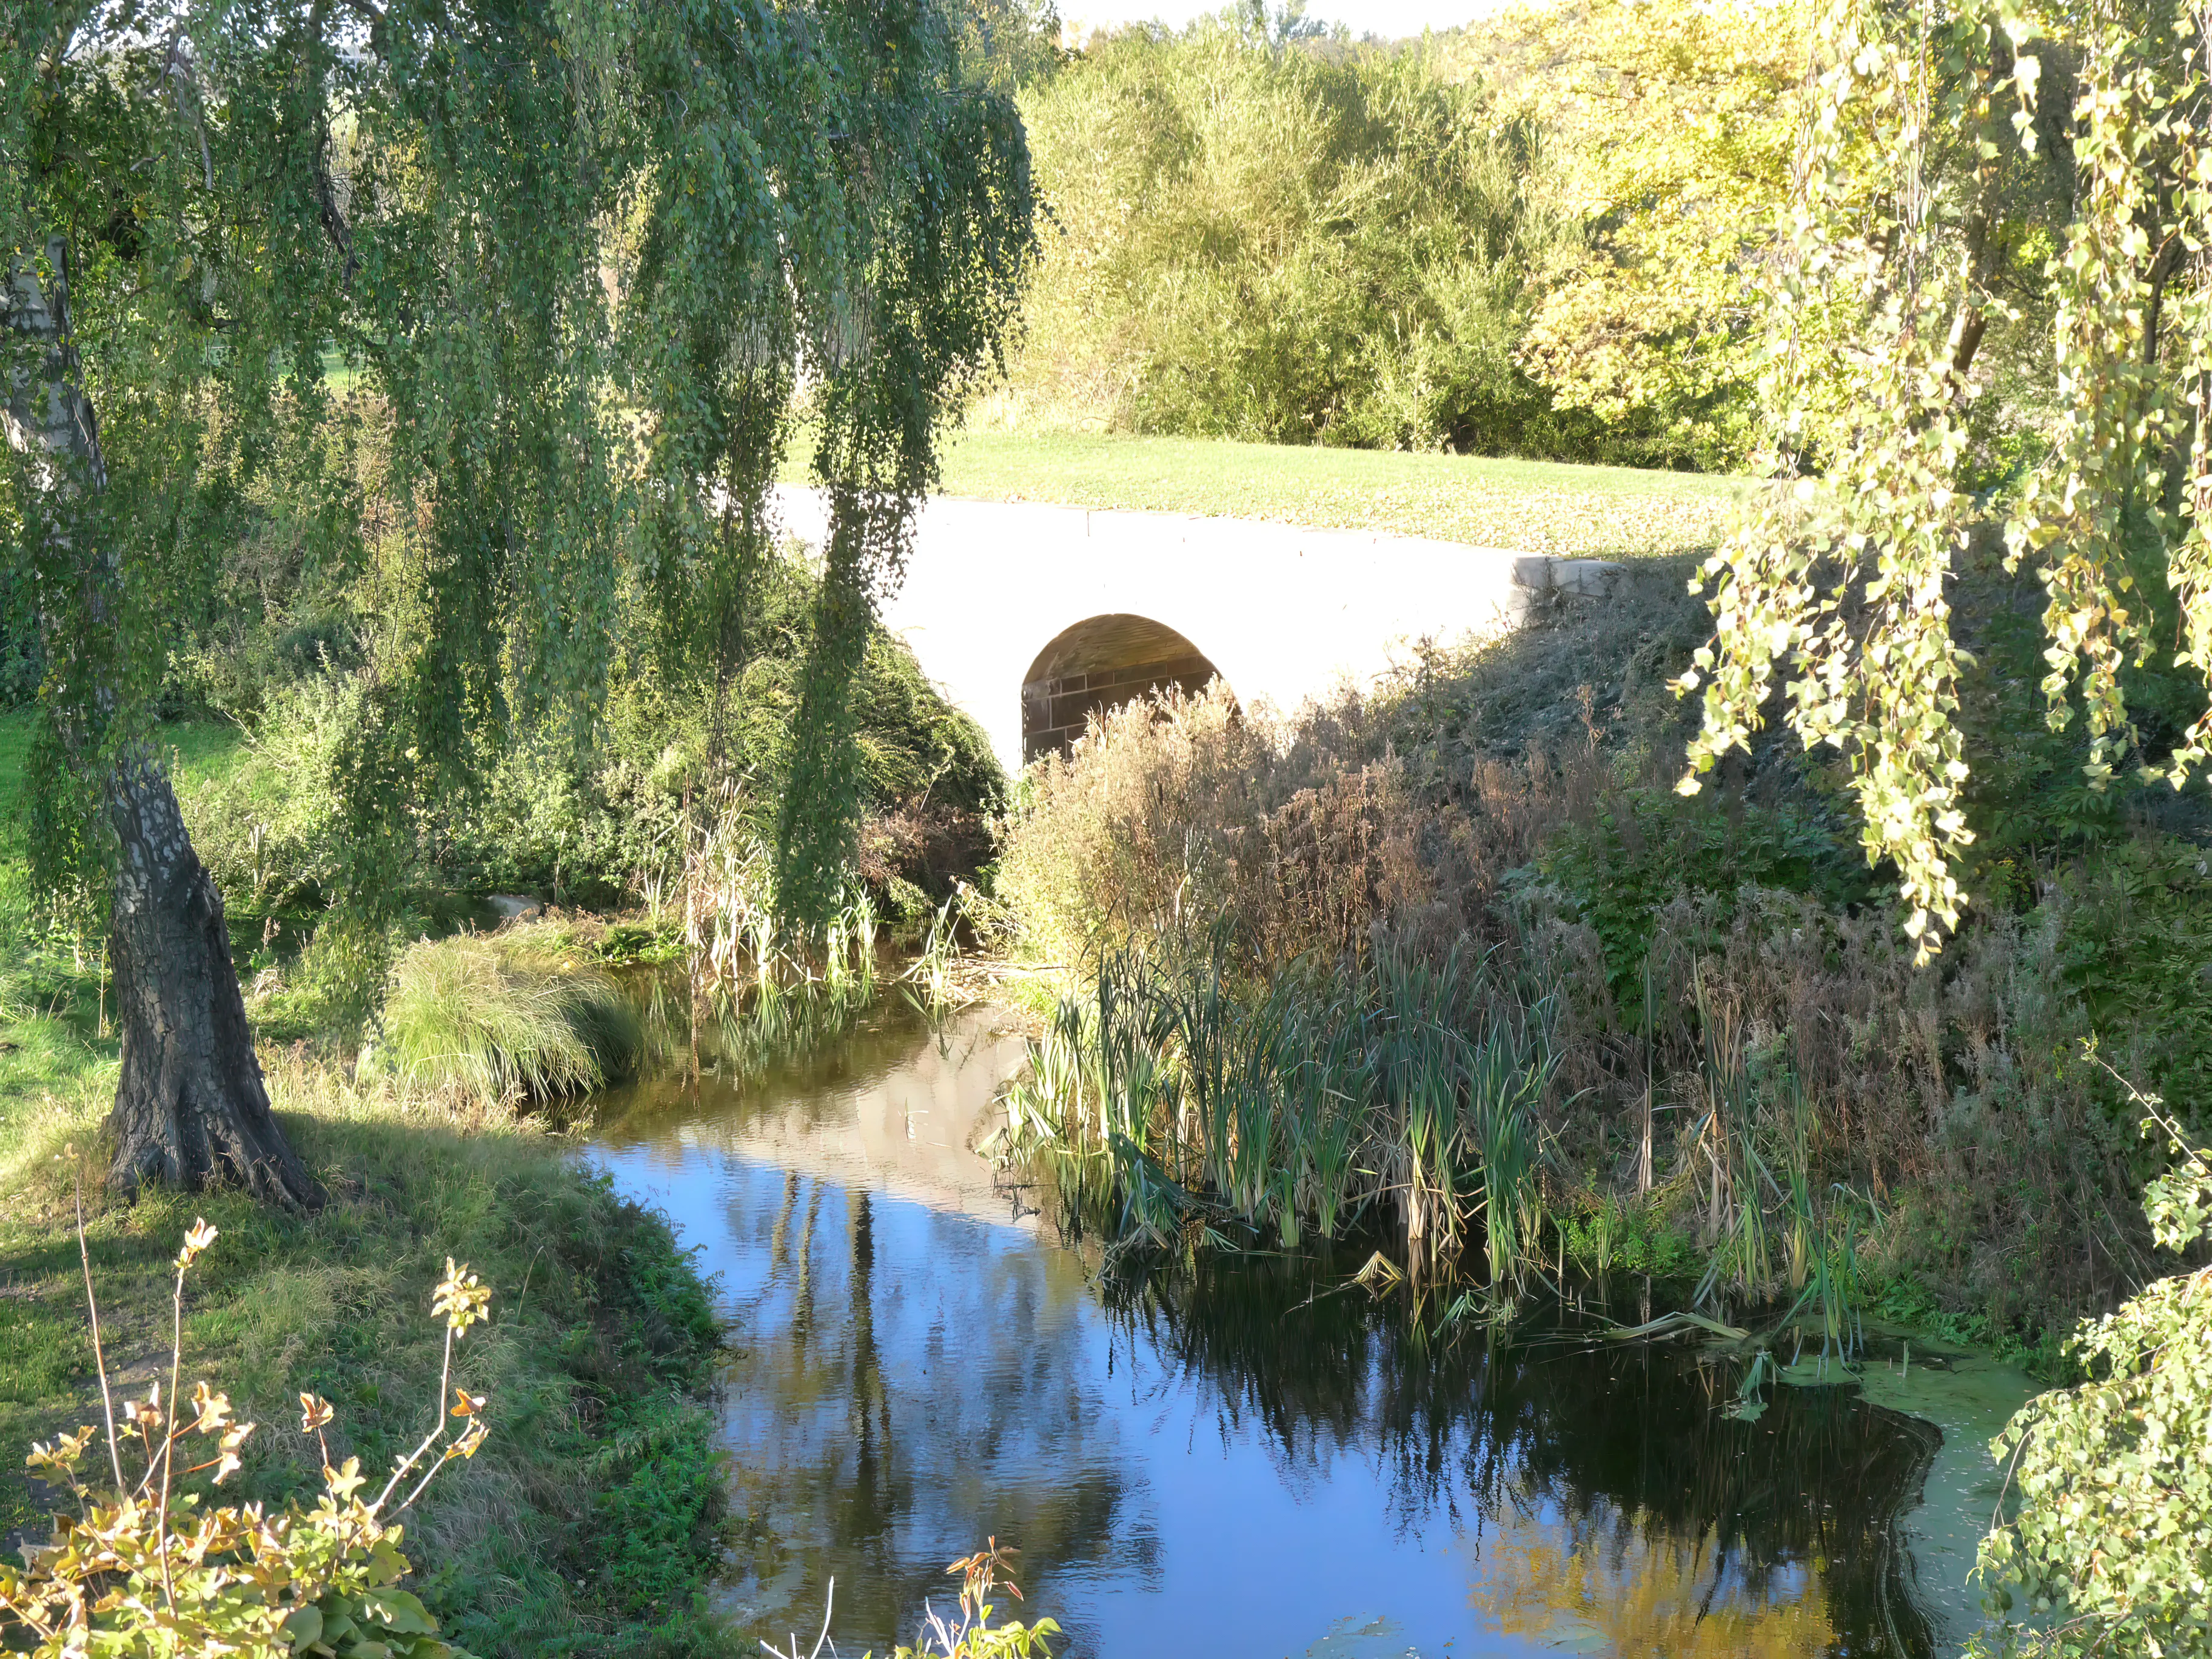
[{"x1": 588, "y1": 1002, "x2": 1946, "y2": 1659}]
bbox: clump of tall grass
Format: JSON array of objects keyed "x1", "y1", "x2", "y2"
[
  {"x1": 995, "y1": 676, "x2": 1604, "y2": 979},
  {"x1": 1672, "y1": 973, "x2": 1871, "y2": 1357},
  {"x1": 679, "y1": 796, "x2": 877, "y2": 997},
  {"x1": 998, "y1": 934, "x2": 1557, "y2": 1287},
  {"x1": 900, "y1": 885, "x2": 977, "y2": 1019},
  {"x1": 367, "y1": 924, "x2": 642, "y2": 1107}
]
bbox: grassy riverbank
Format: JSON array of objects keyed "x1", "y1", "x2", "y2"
[
  {"x1": 0, "y1": 723, "x2": 731, "y2": 1657},
  {"x1": 786, "y1": 429, "x2": 1751, "y2": 557}
]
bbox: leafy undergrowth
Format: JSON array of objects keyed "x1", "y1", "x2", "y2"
[
  {"x1": 993, "y1": 550, "x2": 2212, "y2": 1369},
  {"x1": 0, "y1": 1052, "x2": 729, "y2": 1658},
  {"x1": 796, "y1": 429, "x2": 1749, "y2": 557}
]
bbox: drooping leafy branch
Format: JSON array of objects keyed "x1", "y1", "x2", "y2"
[
  {"x1": 7, "y1": 0, "x2": 1036, "y2": 925},
  {"x1": 2, "y1": 1, "x2": 1033, "y2": 1200},
  {"x1": 1679, "y1": 0, "x2": 2210, "y2": 958}
]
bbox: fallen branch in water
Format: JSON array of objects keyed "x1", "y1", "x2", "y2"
[{"x1": 1602, "y1": 1309, "x2": 1751, "y2": 1342}]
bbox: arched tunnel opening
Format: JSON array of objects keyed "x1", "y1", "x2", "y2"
[{"x1": 1021, "y1": 614, "x2": 1228, "y2": 763}]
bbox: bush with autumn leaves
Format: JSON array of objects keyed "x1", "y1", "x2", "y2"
[{"x1": 0, "y1": 1219, "x2": 492, "y2": 1658}]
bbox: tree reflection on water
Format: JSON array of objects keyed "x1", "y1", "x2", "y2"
[
  {"x1": 592, "y1": 999, "x2": 1943, "y2": 1658},
  {"x1": 1108, "y1": 1254, "x2": 1939, "y2": 1657}
]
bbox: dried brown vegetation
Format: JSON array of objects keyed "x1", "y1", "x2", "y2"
[{"x1": 997, "y1": 571, "x2": 2188, "y2": 1347}]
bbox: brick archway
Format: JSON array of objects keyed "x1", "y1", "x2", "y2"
[{"x1": 1021, "y1": 614, "x2": 1226, "y2": 762}]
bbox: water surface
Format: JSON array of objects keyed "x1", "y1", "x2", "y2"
[{"x1": 589, "y1": 1000, "x2": 2023, "y2": 1658}]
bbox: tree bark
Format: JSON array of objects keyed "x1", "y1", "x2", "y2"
[
  {"x1": 105, "y1": 751, "x2": 320, "y2": 1206},
  {"x1": 4, "y1": 240, "x2": 320, "y2": 1210}
]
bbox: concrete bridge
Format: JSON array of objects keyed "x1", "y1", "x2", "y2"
[{"x1": 773, "y1": 487, "x2": 1614, "y2": 774}]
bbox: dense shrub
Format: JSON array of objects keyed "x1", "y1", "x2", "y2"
[
  {"x1": 1529, "y1": 785, "x2": 1869, "y2": 1005},
  {"x1": 170, "y1": 542, "x2": 1000, "y2": 1042},
  {"x1": 996, "y1": 683, "x2": 1473, "y2": 972},
  {"x1": 1976, "y1": 1089, "x2": 2212, "y2": 1657},
  {"x1": 440, "y1": 551, "x2": 1004, "y2": 911},
  {"x1": 187, "y1": 673, "x2": 370, "y2": 916},
  {"x1": 1490, "y1": 0, "x2": 1807, "y2": 474},
  {"x1": 999, "y1": 22, "x2": 1657, "y2": 458}
]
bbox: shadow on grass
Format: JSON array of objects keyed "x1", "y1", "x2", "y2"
[{"x1": 0, "y1": 1055, "x2": 731, "y2": 1658}]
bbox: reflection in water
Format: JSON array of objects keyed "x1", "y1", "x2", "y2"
[
  {"x1": 1473, "y1": 1516, "x2": 1836, "y2": 1658},
  {"x1": 1110, "y1": 1254, "x2": 1936, "y2": 1656},
  {"x1": 590, "y1": 999, "x2": 1960, "y2": 1658}
]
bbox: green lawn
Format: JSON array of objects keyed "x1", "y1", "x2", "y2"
[
  {"x1": 0, "y1": 711, "x2": 248, "y2": 819},
  {"x1": 785, "y1": 429, "x2": 1754, "y2": 557}
]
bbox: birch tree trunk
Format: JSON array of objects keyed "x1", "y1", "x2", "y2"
[{"x1": 4, "y1": 240, "x2": 319, "y2": 1210}]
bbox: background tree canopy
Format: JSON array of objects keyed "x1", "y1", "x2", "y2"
[
  {"x1": 997, "y1": 15, "x2": 1588, "y2": 454},
  {"x1": 1, "y1": 0, "x2": 1034, "y2": 1200},
  {"x1": 982, "y1": 0, "x2": 1851, "y2": 469}
]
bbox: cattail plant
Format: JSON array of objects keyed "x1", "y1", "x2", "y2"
[
  {"x1": 680, "y1": 783, "x2": 880, "y2": 1001},
  {"x1": 990, "y1": 938, "x2": 1559, "y2": 1289}
]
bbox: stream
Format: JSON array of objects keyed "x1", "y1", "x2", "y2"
[{"x1": 588, "y1": 998, "x2": 2034, "y2": 1659}]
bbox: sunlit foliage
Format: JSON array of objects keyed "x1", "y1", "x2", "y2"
[
  {"x1": 1679, "y1": 0, "x2": 2209, "y2": 957},
  {"x1": 1976, "y1": 1065, "x2": 2212, "y2": 1655},
  {"x1": 1, "y1": 1227, "x2": 492, "y2": 1657},
  {"x1": 1496, "y1": 0, "x2": 1812, "y2": 471},
  {"x1": 1, "y1": 0, "x2": 1036, "y2": 934},
  {"x1": 999, "y1": 16, "x2": 1598, "y2": 455}
]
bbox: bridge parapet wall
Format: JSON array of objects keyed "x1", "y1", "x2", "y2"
[{"x1": 769, "y1": 485, "x2": 1613, "y2": 776}]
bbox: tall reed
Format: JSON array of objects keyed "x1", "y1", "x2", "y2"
[
  {"x1": 682, "y1": 793, "x2": 878, "y2": 996},
  {"x1": 998, "y1": 938, "x2": 1558, "y2": 1286},
  {"x1": 900, "y1": 886, "x2": 974, "y2": 1019},
  {"x1": 1682, "y1": 972, "x2": 1868, "y2": 1353}
]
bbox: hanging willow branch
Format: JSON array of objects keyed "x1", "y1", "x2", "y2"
[
  {"x1": 1680, "y1": 0, "x2": 2210, "y2": 960},
  {"x1": 5, "y1": 0, "x2": 1037, "y2": 938}
]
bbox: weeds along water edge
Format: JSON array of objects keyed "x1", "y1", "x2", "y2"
[
  {"x1": 354, "y1": 809, "x2": 900, "y2": 1115},
  {"x1": 365, "y1": 928, "x2": 645, "y2": 1110},
  {"x1": 988, "y1": 927, "x2": 1881, "y2": 1347},
  {"x1": 673, "y1": 796, "x2": 879, "y2": 1002},
  {"x1": 0, "y1": 1039, "x2": 734, "y2": 1657}
]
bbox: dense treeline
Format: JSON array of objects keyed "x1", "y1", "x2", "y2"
[
  {"x1": 983, "y1": 2, "x2": 1803, "y2": 468},
  {"x1": 991, "y1": 0, "x2": 2063, "y2": 479},
  {"x1": 999, "y1": 20, "x2": 1585, "y2": 454}
]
